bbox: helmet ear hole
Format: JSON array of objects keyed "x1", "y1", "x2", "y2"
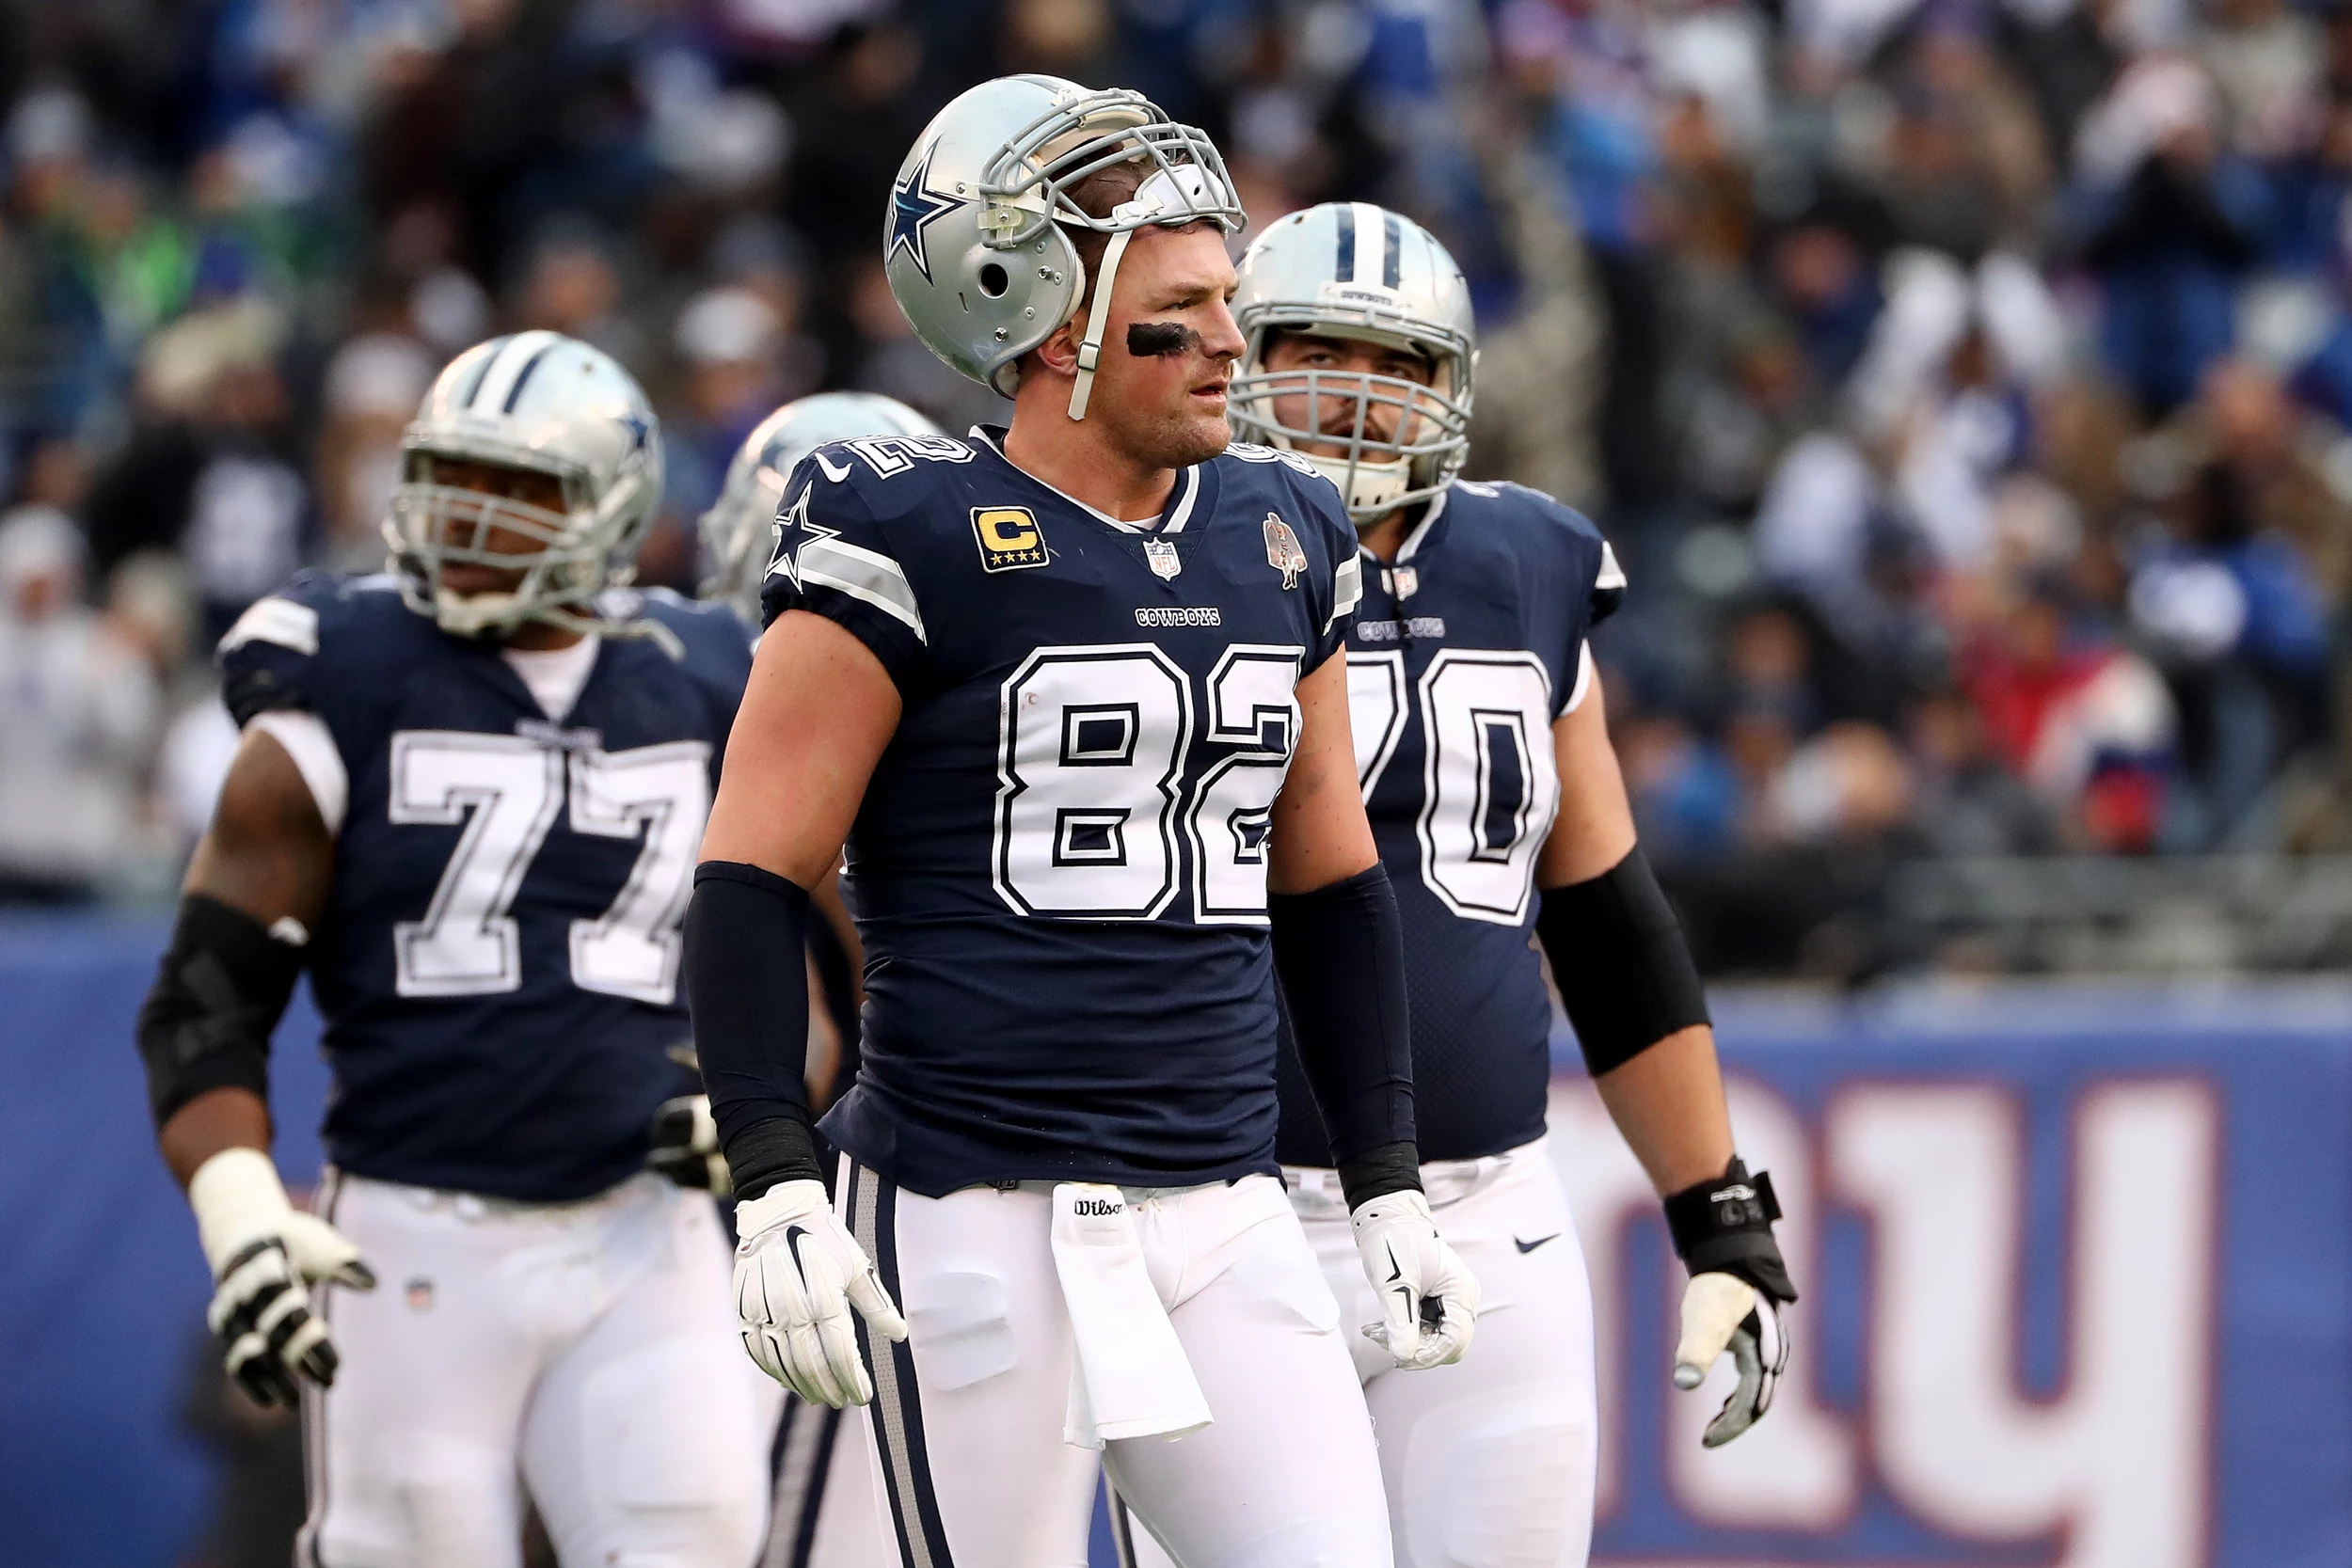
[{"x1": 978, "y1": 262, "x2": 1010, "y2": 298}]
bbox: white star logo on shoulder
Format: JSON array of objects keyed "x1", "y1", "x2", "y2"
[{"x1": 767, "y1": 489, "x2": 839, "y2": 592}]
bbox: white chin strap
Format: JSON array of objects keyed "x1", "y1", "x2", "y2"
[
  {"x1": 1068, "y1": 226, "x2": 1135, "y2": 422},
  {"x1": 1299, "y1": 450, "x2": 1410, "y2": 519}
]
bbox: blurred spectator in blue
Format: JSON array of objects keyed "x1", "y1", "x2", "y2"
[
  {"x1": 1498, "y1": 0, "x2": 1674, "y2": 515},
  {"x1": 0, "y1": 505, "x2": 161, "y2": 903},
  {"x1": 2260, "y1": 98, "x2": 2352, "y2": 277},
  {"x1": 2072, "y1": 55, "x2": 2271, "y2": 418},
  {"x1": 1617, "y1": 710, "x2": 1743, "y2": 863},
  {"x1": 657, "y1": 283, "x2": 818, "y2": 588},
  {"x1": 1766, "y1": 207, "x2": 1885, "y2": 392},
  {"x1": 2131, "y1": 363, "x2": 2336, "y2": 844}
]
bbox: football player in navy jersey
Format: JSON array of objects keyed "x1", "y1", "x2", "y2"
[
  {"x1": 695, "y1": 391, "x2": 946, "y2": 1568},
  {"x1": 135, "y1": 332, "x2": 775, "y2": 1567},
  {"x1": 681, "y1": 77, "x2": 1477, "y2": 1568},
  {"x1": 1126, "y1": 204, "x2": 1799, "y2": 1567}
]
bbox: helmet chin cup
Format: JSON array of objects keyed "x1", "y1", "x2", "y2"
[
  {"x1": 1298, "y1": 449, "x2": 1409, "y2": 521},
  {"x1": 431, "y1": 586, "x2": 525, "y2": 637}
]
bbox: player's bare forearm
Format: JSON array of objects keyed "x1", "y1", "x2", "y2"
[
  {"x1": 186, "y1": 728, "x2": 334, "y2": 930},
  {"x1": 1534, "y1": 666, "x2": 1731, "y2": 1191},
  {"x1": 1536, "y1": 666, "x2": 1636, "y2": 890},
  {"x1": 1594, "y1": 1026, "x2": 1736, "y2": 1196},
  {"x1": 160, "y1": 1087, "x2": 275, "y2": 1189},
  {"x1": 701, "y1": 610, "x2": 901, "y2": 887},
  {"x1": 1267, "y1": 651, "x2": 1378, "y2": 894},
  {"x1": 156, "y1": 728, "x2": 332, "y2": 1187}
]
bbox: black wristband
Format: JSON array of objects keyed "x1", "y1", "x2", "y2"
[
  {"x1": 1663, "y1": 1157, "x2": 1798, "y2": 1303},
  {"x1": 684, "y1": 861, "x2": 818, "y2": 1186},
  {"x1": 137, "y1": 894, "x2": 304, "y2": 1128},
  {"x1": 1536, "y1": 845, "x2": 1709, "y2": 1078},
  {"x1": 1332, "y1": 1140, "x2": 1422, "y2": 1209},
  {"x1": 1269, "y1": 863, "x2": 1417, "y2": 1166},
  {"x1": 723, "y1": 1116, "x2": 827, "y2": 1202}
]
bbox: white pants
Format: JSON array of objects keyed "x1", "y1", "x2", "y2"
[
  {"x1": 296, "y1": 1170, "x2": 772, "y2": 1568},
  {"x1": 763, "y1": 1394, "x2": 883, "y2": 1568},
  {"x1": 823, "y1": 1162, "x2": 1391, "y2": 1568},
  {"x1": 1126, "y1": 1138, "x2": 1599, "y2": 1568}
]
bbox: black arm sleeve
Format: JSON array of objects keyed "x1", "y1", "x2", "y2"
[
  {"x1": 683, "y1": 861, "x2": 825, "y2": 1199},
  {"x1": 1269, "y1": 863, "x2": 1419, "y2": 1206},
  {"x1": 136, "y1": 894, "x2": 304, "y2": 1129},
  {"x1": 1536, "y1": 844, "x2": 1710, "y2": 1078}
]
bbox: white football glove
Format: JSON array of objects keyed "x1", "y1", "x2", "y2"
[
  {"x1": 734, "y1": 1178, "x2": 907, "y2": 1407},
  {"x1": 1349, "y1": 1188, "x2": 1482, "y2": 1369},
  {"x1": 188, "y1": 1148, "x2": 376, "y2": 1407},
  {"x1": 1673, "y1": 1271, "x2": 1789, "y2": 1448}
]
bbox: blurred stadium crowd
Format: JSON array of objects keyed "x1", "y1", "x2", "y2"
[{"x1": 5, "y1": 0, "x2": 2352, "y2": 975}]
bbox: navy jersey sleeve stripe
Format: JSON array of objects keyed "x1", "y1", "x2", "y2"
[{"x1": 761, "y1": 462, "x2": 929, "y2": 696}]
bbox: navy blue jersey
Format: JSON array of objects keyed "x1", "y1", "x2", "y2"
[
  {"x1": 760, "y1": 427, "x2": 1360, "y2": 1197},
  {"x1": 1273, "y1": 481, "x2": 1621, "y2": 1167},
  {"x1": 219, "y1": 575, "x2": 754, "y2": 1202}
]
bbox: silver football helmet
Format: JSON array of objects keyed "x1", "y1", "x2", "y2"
[
  {"x1": 697, "y1": 392, "x2": 943, "y2": 623},
  {"x1": 1229, "y1": 203, "x2": 1476, "y2": 524},
  {"x1": 386, "y1": 330, "x2": 663, "y2": 639},
  {"x1": 882, "y1": 73, "x2": 1245, "y2": 419}
]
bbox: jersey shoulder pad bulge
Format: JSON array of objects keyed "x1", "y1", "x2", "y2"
[{"x1": 217, "y1": 571, "x2": 421, "y2": 727}]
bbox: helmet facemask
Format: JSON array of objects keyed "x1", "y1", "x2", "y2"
[
  {"x1": 386, "y1": 448, "x2": 637, "y2": 639},
  {"x1": 1230, "y1": 317, "x2": 1474, "y2": 525}
]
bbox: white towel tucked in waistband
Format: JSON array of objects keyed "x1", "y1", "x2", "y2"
[{"x1": 1049, "y1": 1182, "x2": 1212, "y2": 1449}]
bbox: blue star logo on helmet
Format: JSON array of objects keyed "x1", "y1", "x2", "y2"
[
  {"x1": 766, "y1": 488, "x2": 838, "y2": 592},
  {"x1": 887, "y1": 143, "x2": 962, "y2": 284},
  {"x1": 618, "y1": 411, "x2": 652, "y2": 451}
]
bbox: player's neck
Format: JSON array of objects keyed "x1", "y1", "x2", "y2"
[
  {"x1": 499, "y1": 621, "x2": 586, "y2": 653},
  {"x1": 1358, "y1": 510, "x2": 1409, "y2": 562},
  {"x1": 1001, "y1": 406, "x2": 1177, "y2": 524}
]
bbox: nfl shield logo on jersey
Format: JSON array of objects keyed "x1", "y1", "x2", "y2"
[
  {"x1": 1144, "y1": 538, "x2": 1182, "y2": 580},
  {"x1": 1263, "y1": 514, "x2": 1308, "y2": 589}
]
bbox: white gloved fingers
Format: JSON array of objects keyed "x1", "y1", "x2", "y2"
[
  {"x1": 733, "y1": 1180, "x2": 892, "y2": 1405},
  {"x1": 1372, "y1": 1244, "x2": 1423, "y2": 1364},
  {"x1": 741, "y1": 1323, "x2": 816, "y2": 1402},
  {"x1": 817, "y1": 1303, "x2": 875, "y2": 1407},
  {"x1": 279, "y1": 1212, "x2": 377, "y2": 1291},
  {"x1": 841, "y1": 1258, "x2": 909, "y2": 1342},
  {"x1": 785, "y1": 1314, "x2": 849, "y2": 1407},
  {"x1": 786, "y1": 1243, "x2": 858, "y2": 1408},
  {"x1": 1673, "y1": 1271, "x2": 1758, "y2": 1389}
]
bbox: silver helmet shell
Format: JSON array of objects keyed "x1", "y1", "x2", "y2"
[
  {"x1": 386, "y1": 330, "x2": 663, "y2": 637},
  {"x1": 1229, "y1": 202, "x2": 1477, "y2": 524},
  {"x1": 697, "y1": 391, "x2": 944, "y2": 624},
  {"x1": 882, "y1": 73, "x2": 1244, "y2": 402}
]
